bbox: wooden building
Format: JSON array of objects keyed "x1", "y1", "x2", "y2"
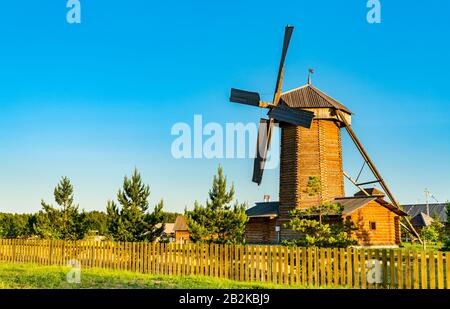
[
  {"x1": 174, "y1": 215, "x2": 190, "y2": 244},
  {"x1": 246, "y1": 189, "x2": 406, "y2": 246},
  {"x1": 244, "y1": 82, "x2": 406, "y2": 246}
]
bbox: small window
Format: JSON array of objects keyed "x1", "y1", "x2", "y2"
[{"x1": 370, "y1": 222, "x2": 376, "y2": 230}]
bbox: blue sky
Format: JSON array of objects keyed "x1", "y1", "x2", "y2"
[{"x1": 0, "y1": 0, "x2": 449, "y2": 214}]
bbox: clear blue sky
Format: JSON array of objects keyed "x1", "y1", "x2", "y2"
[{"x1": 0, "y1": 0, "x2": 449, "y2": 214}]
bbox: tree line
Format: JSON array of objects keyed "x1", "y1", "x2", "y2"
[{"x1": 0, "y1": 166, "x2": 248, "y2": 244}]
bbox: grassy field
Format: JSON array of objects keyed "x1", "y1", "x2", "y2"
[
  {"x1": 401, "y1": 242, "x2": 443, "y2": 251},
  {"x1": 0, "y1": 262, "x2": 325, "y2": 289}
]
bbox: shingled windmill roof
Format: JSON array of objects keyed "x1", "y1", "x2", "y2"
[{"x1": 280, "y1": 84, "x2": 352, "y2": 114}]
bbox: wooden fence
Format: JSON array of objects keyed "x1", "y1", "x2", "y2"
[{"x1": 0, "y1": 239, "x2": 448, "y2": 289}]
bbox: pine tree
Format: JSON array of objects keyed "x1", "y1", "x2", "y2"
[
  {"x1": 284, "y1": 176, "x2": 357, "y2": 248},
  {"x1": 106, "y1": 169, "x2": 164, "y2": 242},
  {"x1": 185, "y1": 165, "x2": 248, "y2": 244},
  {"x1": 34, "y1": 176, "x2": 86, "y2": 240}
]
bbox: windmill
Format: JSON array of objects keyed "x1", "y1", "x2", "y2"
[
  {"x1": 230, "y1": 25, "x2": 422, "y2": 244},
  {"x1": 230, "y1": 25, "x2": 315, "y2": 184}
]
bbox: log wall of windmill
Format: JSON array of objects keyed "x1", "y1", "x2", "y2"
[{"x1": 278, "y1": 117, "x2": 345, "y2": 240}]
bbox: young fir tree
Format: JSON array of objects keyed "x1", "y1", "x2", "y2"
[
  {"x1": 106, "y1": 169, "x2": 164, "y2": 242},
  {"x1": 284, "y1": 176, "x2": 357, "y2": 248},
  {"x1": 34, "y1": 176, "x2": 86, "y2": 240},
  {"x1": 185, "y1": 165, "x2": 248, "y2": 244}
]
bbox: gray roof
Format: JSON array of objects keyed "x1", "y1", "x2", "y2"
[
  {"x1": 281, "y1": 84, "x2": 352, "y2": 114},
  {"x1": 246, "y1": 201, "x2": 279, "y2": 218},
  {"x1": 402, "y1": 203, "x2": 447, "y2": 222},
  {"x1": 246, "y1": 197, "x2": 406, "y2": 218},
  {"x1": 410, "y1": 212, "x2": 435, "y2": 228}
]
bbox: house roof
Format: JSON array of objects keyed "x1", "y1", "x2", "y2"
[
  {"x1": 174, "y1": 215, "x2": 189, "y2": 231},
  {"x1": 410, "y1": 212, "x2": 435, "y2": 228},
  {"x1": 354, "y1": 188, "x2": 385, "y2": 197},
  {"x1": 247, "y1": 196, "x2": 407, "y2": 219},
  {"x1": 401, "y1": 203, "x2": 447, "y2": 222},
  {"x1": 333, "y1": 196, "x2": 407, "y2": 216},
  {"x1": 155, "y1": 223, "x2": 175, "y2": 234},
  {"x1": 246, "y1": 201, "x2": 279, "y2": 218},
  {"x1": 280, "y1": 84, "x2": 352, "y2": 114},
  {"x1": 334, "y1": 196, "x2": 377, "y2": 215}
]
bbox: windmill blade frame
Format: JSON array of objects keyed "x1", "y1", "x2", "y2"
[
  {"x1": 230, "y1": 88, "x2": 261, "y2": 106},
  {"x1": 268, "y1": 104, "x2": 314, "y2": 128},
  {"x1": 252, "y1": 118, "x2": 271, "y2": 184}
]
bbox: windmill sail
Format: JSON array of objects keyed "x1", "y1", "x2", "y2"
[
  {"x1": 252, "y1": 118, "x2": 270, "y2": 184},
  {"x1": 230, "y1": 88, "x2": 261, "y2": 106},
  {"x1": 272, "y1": 25, "x2": 294, "y2": 106},
  {"x1": 268, "y1": 104, "x2": 314, "y2": 128}
]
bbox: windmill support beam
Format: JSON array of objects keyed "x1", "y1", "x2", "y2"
[
  {"x1": 343, "y1": 171, "x2": 370, "y2": 196},
  {"x1": 356, "y1": 180, "x2": 380, "y2": 186},
  {"x1": 336, "y1": 110, "x2": 423, "y2": 244}
]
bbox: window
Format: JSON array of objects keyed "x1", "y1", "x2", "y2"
[{"x1": 370, "y1": 222, "x2": 376, "y2": 230}]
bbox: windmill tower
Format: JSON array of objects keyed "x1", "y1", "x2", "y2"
[
  {"x1": 276, "y1": 81, "x2": 352, "y2": 238},
  {"x1": 230, "y1": 25, "x2": 422, "y2": 244}
]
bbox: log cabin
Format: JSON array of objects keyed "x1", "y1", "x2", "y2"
[{"x1": 246, "y1": 189, "x2": 406, "y2": 246}]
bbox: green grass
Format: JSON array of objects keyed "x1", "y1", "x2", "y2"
[
  {"x1": 0, "y1": 262, "x2": 334, "y2": 289},
  {"x1": 401, "y1": 242, "x2": 443, "y2": 251}
]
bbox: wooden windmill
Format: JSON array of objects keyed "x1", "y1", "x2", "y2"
[{"x1": 230, "y1": 25, "x2": 421, "y2": 244}]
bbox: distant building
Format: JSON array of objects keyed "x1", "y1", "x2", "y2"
[
  {"x1": 402, "y1": 203, "x2": 448, "y2": 229},
  {"x1": 156, "y1": 222, "x2": 175, "y2": 242},
  {"x1": 174, "y1": 215, "x2": 190, "y2": 244}
]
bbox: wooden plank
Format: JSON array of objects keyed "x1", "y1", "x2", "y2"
[
  {"x1": 412, "y1": 250, "x2": 419, "y2": 289},
  {"x1": 339, "y1": 248, "x2": 345, "y2": 286},
  {"x1": 333, "y1": 248, "x2": 339, "y2": 287},
  {"x1": 261, "y1": 246, "x2": 266, "y2": 283},
  {"x1": 374, "y1": 249, "x2": 381, "y2": 289},
  {"x1": 302, "y1": 247, "x2": 307, "y2": 286},
  {"x1": 397, "y1": 250, "x2": 403, "y2": 289},
  {"x1": 296, "y1": 247, "x2": 301, "y2": 286},
  {"x1": 268, "y1": 246, "x2": 273, "y2": 284},
  {"x1": 215, "y1": 244, "x2": 219, "y2": 278},
  {"x1": 289, "y1": 247, "x2": 295, "y2": 285},
  {"x1": 239, "y1": 245, "x2": 244, "y2": 282},
  {"x1": 360, "y1": 249, "x2": 366, "y2": 289},
  {"x1": 284, "y1": 246, "x2": 289, "y2": 285},
  {"x1": 390, "y1": 249, "x2": 396, "y2": 289},
  {"x1": 446, "y1": 252, "x2": 450, "y2": 290},
  {"x1": 326, "y1": 248, "x2": 332, "y2": 286},
  {"x1": 367, "y1": 249, "x2": 373, "y2": 289},
  {"x1": 314, "y1": 248, "x2": 319, "y2": 287},
  {"x1": 248, "y1": 246, "x2": 253, "y2": 282},
  {"x1": 307, "y1": 247, "x2": 313, "y2": 286},
  {"x1": 278, "y1": 246, "x2": 284, "y2": 285},
  {"x1": 437, "y1": 251, "x2": 444, "y2": 289},
  {"x1": 319, "y1": 248, "x2": 326, "y2": 286},
  {"x1": 405, "y1": 249, "x2": 411, "y2": 289},
  {"x1": 353, "y1": 248, "x2": 359, "y2": 288},
  {"x1": 382, "y1": 250, "x2": 388, "y2": 288},
  {"x1": 420, "y1": 250, "x2": 427, "y2": 289},
  {"x1": 429, "y1": 251, "x2": 436, "y2": 289},
  {"x1": 347, "y1": 248, "x2": 353, "y2": 287}
]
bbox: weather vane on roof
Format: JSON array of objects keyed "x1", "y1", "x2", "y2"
[{"x1": 307, "y1": 68, "x2": 314, "y2": 84}]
